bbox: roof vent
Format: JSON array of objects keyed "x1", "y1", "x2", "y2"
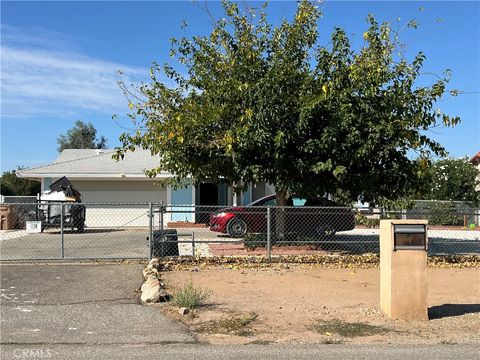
[{"x1": 95, "y1": 149, "x2": 104, "y2": 155}]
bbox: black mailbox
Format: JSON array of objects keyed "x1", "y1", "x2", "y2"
[{"x1": 393, "y1": 224, "x2": 426, "y2": 250}]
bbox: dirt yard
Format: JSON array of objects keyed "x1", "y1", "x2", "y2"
[{"x1": 159, "y1": 266, "x2": 479, "y2": 345}]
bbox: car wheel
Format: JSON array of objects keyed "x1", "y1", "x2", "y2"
[
  {"x1": 316, "y1": 225, "x2": 336, "y2": 238},
  {"x1": 227, "y1": 218, "x2": 247, "y2": 237}
]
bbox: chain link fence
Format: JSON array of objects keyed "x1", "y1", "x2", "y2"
[
  {"x1": 0, "y1": 203, "x2": 151, "y2": 260},
  {"x1": 1, "y1": 202, "x2": 479, "y2": 261}
]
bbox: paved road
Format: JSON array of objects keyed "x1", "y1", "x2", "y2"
[
  {"x1": 1, "y1": 227, "x2": 479, "y2": 260},
  {"x1": 0, "y1": 264, "x2": 194, "y2": 353},
  {"x1": 1, "y1": 343, "x2": 478, "y2": 359}
]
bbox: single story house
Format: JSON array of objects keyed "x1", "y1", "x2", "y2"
[{"x1": 17, "y1": 149, "x2": 274, "y2": 227}]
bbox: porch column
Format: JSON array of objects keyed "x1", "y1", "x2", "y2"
[{"x1": 170, "y1": 185, "x2": 195, "y2": 222}]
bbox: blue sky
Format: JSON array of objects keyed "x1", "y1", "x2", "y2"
[{"x1": 1, "y1": 1, "x2": 479, "y2": 172}]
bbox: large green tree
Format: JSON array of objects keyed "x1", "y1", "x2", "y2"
[
  {"x1": 421, "y1": 158, "x2": 480, "y2": 203},
  {"x1": 116, "y1": 0, "x2": 459, "y2": 206},
  {"x1": 57, "y1": 120, "x2": 107, "y2": 152},
  {"x1": 1, "y1": 167, "x2": 41, "y2": 196}
]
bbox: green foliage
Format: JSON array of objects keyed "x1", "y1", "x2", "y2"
[
  {"x1": 172, "y1": 281, "x2": 211, "y2": 309},
  {"x1": 424, "y1": 201, "x2": 464, "y2": 226},
  {"x1": 116, "y1": 0, "x2": 459, "y2": 205},
  {"x1": 377, "y1": 197, "x2": 417, "y2": 211},
  {"x1": 354, "y1": 212, "x2": 380, "y2": 228},
  {"x1": 57, "y1": 120, "x2": 107, "y2": 152},
  {"x1": 420, "y1": 157, "x2": 480, "y2": 203},
  {"x1": 0, "y1": 167, "x2": 40, "y2": 196}
]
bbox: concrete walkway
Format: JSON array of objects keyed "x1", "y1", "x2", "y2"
[{"x1": 0, "y1": 264, "x2": 195, "y2": 347}]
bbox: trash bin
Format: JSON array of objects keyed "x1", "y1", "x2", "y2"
[{"x1": 152, "y1": 229, "x2": 179, "y2": 257}]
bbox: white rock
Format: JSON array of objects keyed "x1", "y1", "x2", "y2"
[
  {"x1": 179, "y1": 307, "x2": 190, "y2": 315},
  {"x1": 145, "y1": 275, "x2": 160, "y2": 287},
  {"x1": 142, "y1": 267, "x2": 158, "y2": 280},
  {"x1": 148, "y1": 258, "x2": 160, "y2": 268},
  {"x1": 141, "y1": 283, "x2": 161, "y2": 303}
]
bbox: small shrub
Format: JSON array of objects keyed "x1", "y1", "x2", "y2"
[
  {"x1": 355, "y1": 213, "x2": 380, "y2": 228},
  {"x1": 172, "y1": 282, "x2": 211, "y2": 309},
  {"x1": 217, "y1": 311, "x2": 258, "y2": 335},
  {"x1": 243, "y1": 233, "x2": 309, "y2": 249},
  {"x1": 243, "y1": 233, "x2": 268, "y2": 249},
  {"x1": 197, "y1": 312, "x2": 258, "y2": 336}
]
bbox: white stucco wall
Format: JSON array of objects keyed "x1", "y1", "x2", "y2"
[{"x1": 69, "y1": 180, "x2": 167, "y2": 227}]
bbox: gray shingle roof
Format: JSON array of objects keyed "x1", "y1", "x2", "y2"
[
  {"x1": 17, "y1": 149, "x2": 169, "y2": 178},
  {"x1": 54, "y1": 149, "x2": 103, "y2": 163}
]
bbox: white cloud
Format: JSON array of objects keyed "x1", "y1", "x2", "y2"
[{"x1": 0, "y1": 24, "x2": 147, "y2": 118}]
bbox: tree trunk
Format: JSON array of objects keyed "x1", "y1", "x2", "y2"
[{"x1": 275, "y1": 189, "x2": 288, "y2": 241}]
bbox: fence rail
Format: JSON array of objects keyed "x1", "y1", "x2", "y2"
[{"x1": 0, "y1": 202, "x2": 479, "y2": 261}]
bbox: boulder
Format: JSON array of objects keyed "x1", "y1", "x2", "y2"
[
  {"x1": 148, "y1": 258, "x2": 161, "y2": 269},
  {"x1": 140, "y1": 260, "x2": 169, "y2": 303},
  {"x1": 144, "y1": 275, "x2": 160, "y2": 287},
  {"x1": 142, "y1": 267, "x2": 159, "y2": 280},
  {"x1": 141, "y1": 283, "x2": 161, "y2": 303}
]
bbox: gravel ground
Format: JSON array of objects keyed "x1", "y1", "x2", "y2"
[{"x1": 162, "y1": 266, "x2": 480, "y2": 345}]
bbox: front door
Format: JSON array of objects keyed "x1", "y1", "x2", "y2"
[{"x1": 196, "y1": 183, "x2": 218, "y2": 224}]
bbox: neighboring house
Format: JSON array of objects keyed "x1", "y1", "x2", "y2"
[
  {"x1": 470, "y1": 151, "x2": 480, "y2": 191},
  {"x1": 16, "y1": 149, "x2": 274, "y2": 227},
  {"x1": 470, "y1": 151, "x2": 480, "y2": 166}
]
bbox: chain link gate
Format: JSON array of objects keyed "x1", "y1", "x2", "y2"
[{"x1": 1, "y1": 202, "x2": 152, "y2": 261}]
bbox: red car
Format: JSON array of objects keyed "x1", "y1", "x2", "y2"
[{"x1": 209, "y1": 194, "x2": 355, "y2": 238}]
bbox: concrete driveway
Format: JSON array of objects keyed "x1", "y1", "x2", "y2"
[{"x1": 0, "y1": 263, "x2": 195, "y2": 359}]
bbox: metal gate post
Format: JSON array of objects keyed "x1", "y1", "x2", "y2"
[
  {"x1": 267, "y1": 206, "x2": 271, "y2": 262},
  {"x1": 148, "y1": 202, "x2": 153, "y2": 260},
  {"x1": 160, "y1": 200, "x2": 165, "y2": 257},
  {"x1": 60, "y1": 203, "x2": 65, "y2": 259}
]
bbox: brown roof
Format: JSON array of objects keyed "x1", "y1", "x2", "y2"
[{"x1": 470, "y1": 151, "x2": 480, "y2": 165}]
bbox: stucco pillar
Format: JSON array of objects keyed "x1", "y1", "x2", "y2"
[{"x1": 380, "y1": 219, "x2": 429, "y2": 321}]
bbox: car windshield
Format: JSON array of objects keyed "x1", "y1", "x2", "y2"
[
  {"x1": 247, "y1": 196, "x2": 276, "y2": 207},
  {"x1": 247, "y1": 195, "x2": 337, "y2": 207}
]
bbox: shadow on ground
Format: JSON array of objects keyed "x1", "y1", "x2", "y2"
[
  {"x1": 428, "y1": 304, "x2": 480, "y2": 320},
  {"x1": 41, "y1": 228, "x2": 128, "y2": 234}
]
